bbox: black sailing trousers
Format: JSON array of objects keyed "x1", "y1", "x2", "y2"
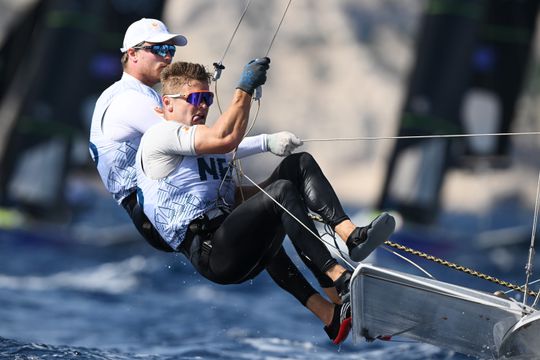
[{"x1": 186, "y1": 152, "x2": 350, "y2": 305}]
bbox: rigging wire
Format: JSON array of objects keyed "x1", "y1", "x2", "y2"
[
  {"x1": 216, "y1": 0, "x2": 253, "y2": 67},
  {"x1": 234, "y1": 129, "x2": 540, "y2": 297},
  {"x1": 240, "y1": 165, "x2": 539, "y2": 298},
  {"x1": 213, "y1": 0, "x2": 254, "y2": 114},
  {"x1": 384, "y1": 239, "x2": 538, "y2": 298},
  {"x1": 219, "y1": 0, "x2": 293, "y2": 199},
  {"x1": 213, "y1": 0, "x2": 286, "y2": 201},
  {"x1": 379, "y1": 246, "x2": 435, "y2": 279},
  {"x1": 217, "y1": 97, "x2": 262, "y2": 203},
  {"x1": 301, "y1": 129, "x2": 540, "y2": 298},
  {"x1": 301, "y1": 131, "x2": 540, "y2": 143},
  {"x1": 505, "y1": 278, "x2": 540, "y2": 294},
  {"x1": 253, "y1": 0, "x2": 293, "y2": 100},
  {"x1": 528, "y1": 169, "x2": 540, "y2": 308},
  {"x1": 264, "y1": 0, "x2": 292, "y2": 58},
  {"x1": 207, "y1": 2, "x2": 540, "y2": 301},
  {"x1": 240, "y1": 171, "x2": 356, "y2": 269}
]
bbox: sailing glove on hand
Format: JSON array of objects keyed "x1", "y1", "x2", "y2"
[
  {"x1": 236, "y1": 57, "x2": 271, "y2": 95},
  {"x1": 266, "y1": 131, "x2": 303, "y2": 156}
]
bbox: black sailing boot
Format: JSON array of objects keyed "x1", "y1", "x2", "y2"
[
  {"x1": 346, "y1": 212, "x2": 396, "y2": 262},
  {"x1": 324, "y1": 271, "x2": 353, "y2": 344},
  {"x1": 334, "y1": 270, "x2": 352, "y2": 303}
]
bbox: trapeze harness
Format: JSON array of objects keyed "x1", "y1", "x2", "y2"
[
  {"x1": 178, "y1": 152, "x2": 349, "y2": 289},
  {"x1": 137, "y1": 118, "x2": 350, "y2": 299}
]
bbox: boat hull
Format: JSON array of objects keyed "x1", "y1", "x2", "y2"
[
  {"x1": 499, "y1": 311, "x2": 540, "y2": 359},
  {"x1": 350, "y1": 264, "x2": 538, "y2": 359}
]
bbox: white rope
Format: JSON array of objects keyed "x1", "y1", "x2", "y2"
[
  {"x1": 264, "y1": 0, "x2": 293, "y2": 57},
  {"x1": 217, "y1": 0, "x2": 253, "y2": 65},
  {"x1": 240, "y1": 172, "x2": 356, "y2": 269},
  {"x1": 212, "y1": 0, "x2": 254, "y2": 113},
  {"x1": 301, "y1": 131, "x2": 540, "y2": 143},
  {"x1": 218, "y1": 0, "x2": 292, "y2": 193},
  {"x1": 303, "y1": 129, "x2": 540, "y2": 293},
  {"x1": 380, "y1": 246, "x2": 435, "y2": 279}
]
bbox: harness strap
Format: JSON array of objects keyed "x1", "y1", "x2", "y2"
[
  {"x1": 188, "y1": 210, "x2": 228, "y2": 236},
  {"x1": 183, "y1": 208, "x2": 229, "y2": 266}
]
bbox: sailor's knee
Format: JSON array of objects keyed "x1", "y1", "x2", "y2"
[
  {"x1": 296, "y1": 151, "x2": 313, "y2": 161},
  {"x1": 297, "y1": 151, "x2": 318, "y2": 168},
  {"x1": 283, "y1": 151, "x2": 316, "y2": 170}
]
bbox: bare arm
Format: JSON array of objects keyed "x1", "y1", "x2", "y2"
[{"x1": 193, "y1": 89, "x2": 252, "y2": 154}]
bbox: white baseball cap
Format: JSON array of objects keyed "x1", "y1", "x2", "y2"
[{"x1": 120, "y1": 18, "x2": 187, "y2": 53}]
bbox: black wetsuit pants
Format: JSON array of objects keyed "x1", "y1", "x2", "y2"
[{"x1": 183, "y1": 152, "x2": 349, "y2": 305}]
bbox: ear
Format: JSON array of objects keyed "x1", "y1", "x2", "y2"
[
  {"x1": 127, "y1": 48, "x2": 138, "y2": 62},
  {"x1": 162, "y1": 96, "x2": 171, "y2": 107},
  {"x1": 154, "y1": 106, "x2": 164, "y2": 117},
  {"x1": 162, "y1": 97, "x2": 174, "y2": 113}
]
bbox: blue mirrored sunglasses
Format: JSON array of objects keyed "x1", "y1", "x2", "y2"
[
  {"x1": 134, "y1": 44, "x2": 176, "y2": 57},
  {"x1": 165, "y1": 91, "x2": 214, "y2": 107}
]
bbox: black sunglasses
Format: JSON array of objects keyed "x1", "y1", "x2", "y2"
[{"x1": 133, "y1": 44, "x2": 176, "y2": 58}]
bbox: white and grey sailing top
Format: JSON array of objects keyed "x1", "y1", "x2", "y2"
[
  {"x1": 89, "y1": 72, "x2": 163, "y2": 204},
  {"x1": 136, "y1": 121, "x2": 268, "y2": 250}
]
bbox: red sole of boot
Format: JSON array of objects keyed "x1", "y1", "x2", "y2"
[{"x1": 333, "y1": 317, "x2": 352, "y2": 344}]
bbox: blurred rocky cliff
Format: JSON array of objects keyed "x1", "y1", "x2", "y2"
[
  {"x1": 163, "y1": 0, "x2": 423, "y2": 207},
  {"x1": 1, "y1": 0, "x2": 540, "y2": 220}
]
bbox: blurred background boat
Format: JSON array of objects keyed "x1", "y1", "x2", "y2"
[{"x1": 1, "y1": 0, "x2": 540, "y2": 358}]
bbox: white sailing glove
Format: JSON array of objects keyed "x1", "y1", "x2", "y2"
[{"x1": 266, "y1": 131, "x2": 303, "y2": 156}]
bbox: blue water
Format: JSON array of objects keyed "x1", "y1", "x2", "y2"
[{"x1": 0, "y1": 197, "x2": 535, "y2": 359}]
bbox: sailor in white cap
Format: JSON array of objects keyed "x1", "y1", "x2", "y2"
[{"x1": 89, "y1": 18, "x2": 188, "y2": 251}]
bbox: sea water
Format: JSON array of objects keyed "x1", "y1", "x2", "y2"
[{"x1": 0, "y1": 202, "x2": 533, "y2": 360}]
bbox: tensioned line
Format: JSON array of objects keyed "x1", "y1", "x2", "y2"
[
  {"x1": 217, "y1": 0, "x2": 253, "y2": 65},
  {"x1": 527, "y1": 168, "x2": 540, "y2": 308},
  {"x1": 241, "y1": 172, "x2": 356, "y2": 270},
  {"x1": 242, "y1": 128, "x2": 540, "y2": 296},
  {"x1": 264, "y1": 0, "x2": 293, "y2": 57},
  {"x1": 301, "y1": 131, "x2": 540, "y2": 142}
]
